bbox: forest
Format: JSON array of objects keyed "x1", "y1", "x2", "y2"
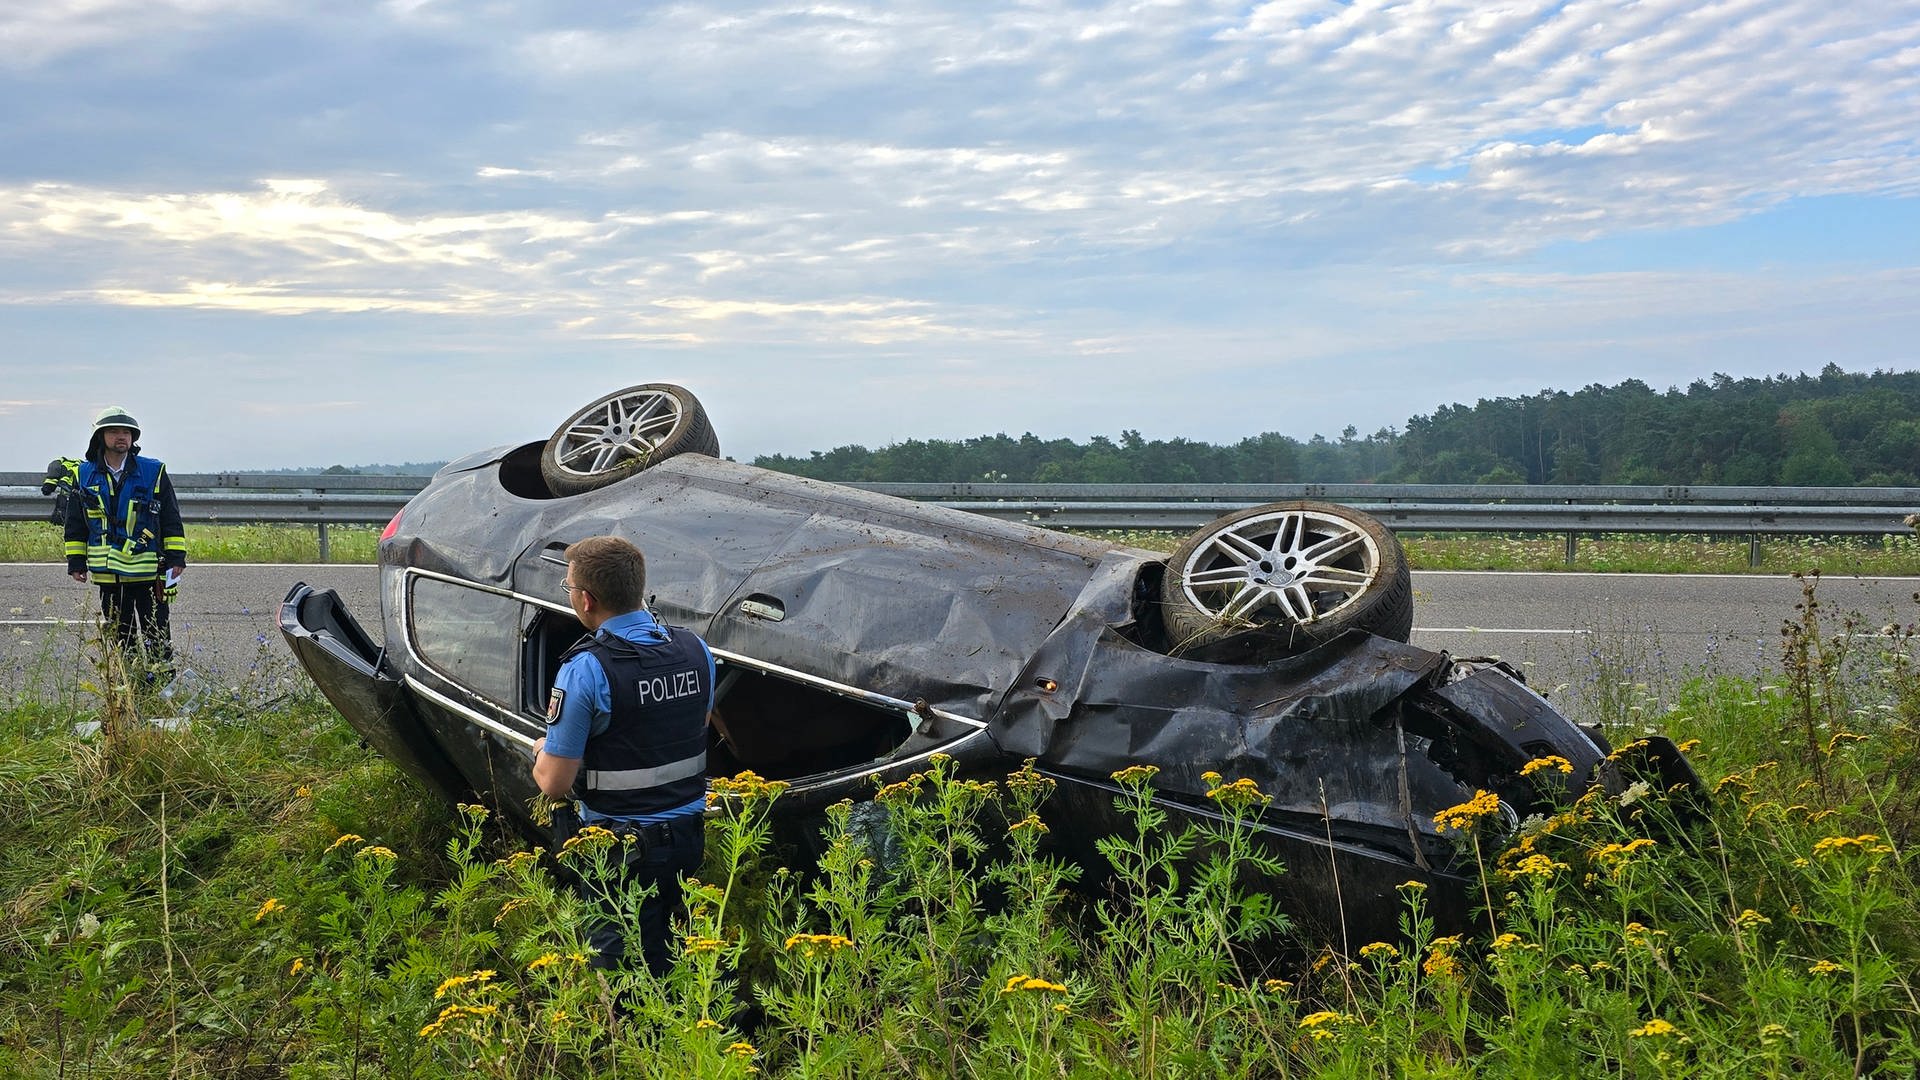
[{"x1": 751, "y1": 364, "x2": 1920, "y2": 487}]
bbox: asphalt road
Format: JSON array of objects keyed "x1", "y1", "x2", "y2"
[
  {"x1": 4, "y1": 563, "x2": 1916, "y2": 722},
  {"x1": 0, "y1": 562, "x2": 380, "y2": 707},
  {"x1": 1410, "y1": 570, "x2": 1920, "y2": 719}
]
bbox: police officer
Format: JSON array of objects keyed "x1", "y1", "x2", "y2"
[
  {"x1": 64, "y1": 407, "x2": 186, "y2": 667},
  {"x1": 532, "y1": 535, "x2": 711, "y2": 976}
]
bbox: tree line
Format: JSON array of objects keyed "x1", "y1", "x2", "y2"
[{"x1": 751, "y1": 365, "x2": 1920, "y2": 486}]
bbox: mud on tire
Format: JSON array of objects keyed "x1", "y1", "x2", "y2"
[
  {"x1": 1161, "y1": 500, "x2": 1412, "y2": 658},
  {"x1": 539, "y1": 383, "x2": 720, "y2": 496}
]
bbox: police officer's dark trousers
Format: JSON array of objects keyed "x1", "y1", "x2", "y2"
[{"x1": 578, "y1": 815, "x2": 705, "y2": 976}]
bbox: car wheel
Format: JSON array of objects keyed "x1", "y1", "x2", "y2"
[
  {"x1": 1161, "y1": 500, "x2": 1412, "y2": 656},
  {"x1": 539, "y1": 383, "x2": 721, "y2": 495}
]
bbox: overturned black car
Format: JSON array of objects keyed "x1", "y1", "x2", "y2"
[{"x1": 280, "y1": 383, "x2": 1697, "y2": 944}]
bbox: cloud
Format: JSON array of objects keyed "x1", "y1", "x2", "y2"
[
  {"x1": 1, "y1": 1, "x2": 1917, "y2": 468},
  {"x1": 0, "y1": 0, "x2": 273, "y2": 69}
]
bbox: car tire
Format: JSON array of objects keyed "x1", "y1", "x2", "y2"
[
  {"x1": 539, "y1": 383, "x2": 721, "y2": 496},
  {"x1": 1161, "y1": 500, "x2": 1412, "y2": 657}
]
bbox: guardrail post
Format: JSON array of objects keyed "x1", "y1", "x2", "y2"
[
  {"x1": 1749, "y1": 533, "x2": 1760, "y2": 568},
  {"x1": 318, "y1": 523, "x2": 331, "y2": 563},
  {"x1": 1564, "y1": 531, "x2": 1577, "y2": 566}
]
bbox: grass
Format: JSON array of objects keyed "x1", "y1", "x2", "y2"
[
  {"x1": 1065, "y1": 529, "x2": 1920, "y2": 576},
  {"x1": 0, "y1": 577, "x2": 1916, "y2": 1076},
  {"x1": 0, "y1": 523, "x2": 383, "y2": 564},
  {"x1": 8, "y1": 522, "x2": 1920, "y2": 574}
]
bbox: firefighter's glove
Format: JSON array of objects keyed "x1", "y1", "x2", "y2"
[{"x1": 159, "y1": 568, "x2": 181, "y2": 605}]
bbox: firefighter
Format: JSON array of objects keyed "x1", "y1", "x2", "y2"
[
  {"x1": 39, "y1": 456, "x2": 82, "y2": 525},
  {"x1": 64, "y1": 407, "x2": 187, "y2": 669}
]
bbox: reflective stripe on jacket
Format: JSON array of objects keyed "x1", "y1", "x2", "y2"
[
  {"x1": 72, "y1": 456, "x2": 176, "y2": 582},
  {"x1": 44, "y1": 458, "x2": 81, "y2": 524},
  {"x1": 564, "y1": 626, "x2": 710, "y2": 817}
]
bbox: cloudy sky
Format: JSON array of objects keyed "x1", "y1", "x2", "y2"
[{"x1": 3, "y1": 0, "x2": 1918, "y2": 470}]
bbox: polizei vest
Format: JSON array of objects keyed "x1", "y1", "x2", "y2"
[{"x1": 563, "y1": 627, "x2": 709, "y2": 816}]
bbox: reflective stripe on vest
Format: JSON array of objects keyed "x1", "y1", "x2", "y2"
[
  {"x1": 79, "y1": 457, "x2": 167, "y2": 579},
  {"x1": 563, "y1": 624, "x2": 709, "y2": 817},
  {"x1": 584, "y1": 752, "x2": 706, "y2": 792}
]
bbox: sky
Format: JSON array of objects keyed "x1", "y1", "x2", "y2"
[{"x1": 3, "y1": 0, "x2": 1918, "y2": 471}]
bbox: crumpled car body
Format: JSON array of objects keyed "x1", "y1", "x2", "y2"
[{"x1": 281, "y1": 432, "x2": 1698, "y2": 945}]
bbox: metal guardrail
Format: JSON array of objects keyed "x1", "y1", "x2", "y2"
[{"x1": 5, "y1": 471, "x2": 1917, "y2": 564}]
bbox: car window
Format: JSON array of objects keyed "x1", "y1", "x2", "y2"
[
  {"x1": 408, "y1": 575, "x2": 521, "y2": 707},
  {"x1": 523, "y1": 606, "x2": 587, "y2": 717}
]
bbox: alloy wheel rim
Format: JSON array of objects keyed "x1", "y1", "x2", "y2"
[
  {"x1": 552, "y1": 389, "x2": 684, "y2": 476},
  {"x1": 1177, "y1": 509, "x2": 1381, "y2": 625}
]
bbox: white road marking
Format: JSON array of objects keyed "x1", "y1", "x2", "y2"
[
  {"x1": 1419, "y1": 627, "x2": 1590, "y2": 635},
  {"x1": 1417, "y1": 570, "x2": 1920, "y2": 582}
]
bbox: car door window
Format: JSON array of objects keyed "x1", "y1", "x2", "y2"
[{"x1": 408, "y1": 575, "x2": 521, "y2": 707}]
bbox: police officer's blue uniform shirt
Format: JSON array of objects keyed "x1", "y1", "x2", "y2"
[{"x1": 546, "y1": 609, "x2": 714, "y2": 825}]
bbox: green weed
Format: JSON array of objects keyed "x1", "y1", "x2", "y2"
[
  {"x1": 0, "y1": 522, "x2": 381, "y2": 564},
  {"x1": 10, "y1": 521, "x2": 1920, "y2": 575},
  {"x1": 1, "y1": 583, "x2": 1917, "y2": 1076}
]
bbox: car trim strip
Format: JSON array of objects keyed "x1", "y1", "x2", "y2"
[
  {"x1": 777, "y1": 726, "x2": 1000, "y2": 797},
  {"x1": 406, "y1": 670, "x2": 998, "y2": 797},
  {"x1": 398, "y1": 567, "x2": 988, "y2": 735},
  {"x1": 405, "y1": 676, "x2": 539, "y2": 750},
  {"x1": 701, "y1": 644, "x2": 989, "y2": 732},
  {"x1": 407, "y1": 566, "x2": 522, "y2": 599},
  {"x1": 586, "y1": 753, "x2": 707, "y2": 791}
]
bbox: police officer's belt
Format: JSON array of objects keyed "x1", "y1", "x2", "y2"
[{"x1": 610, "y1": 820, "x2": 678, "y2": 851}]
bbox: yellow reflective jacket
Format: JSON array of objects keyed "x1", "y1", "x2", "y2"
[
  {"x1": 41, "y1": 457, "x2": 82, "y2": 524},
  {"x1": 64, "y1": 455, "x2": 187, "y2": 584}
]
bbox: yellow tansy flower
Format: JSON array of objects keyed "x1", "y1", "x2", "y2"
[
  {"x1": 494, "y1": 897, "x2": 530, "y2": 925},
  {"x1": 1434, "y1": 790, "x2": 1502, "y2": 832},
  {"x1": 1507, "y1": 853, "x2": 1568, "y2": 880},
  {"x1": 1298, "y1": 1010, "x2": 1347, "y2": 1040},
  {"x1": 1812, "y1": 834, "x2": 1881, "y2": 858},
  {"x1": 433, "y1": 970, "x2": 496, "y2": 999},
  {"x1": 1000, "y1": 974, "x2": 1068, "y2": 994},
  {"x1": 1519, "y1": 755, "x2": 1574, "y2": 777},
  {"x1": 1008, "y1": 812, "x2": 1049, "y2": 834},
  {"x1": 1630, "y1": 1018, "x2": 1679, "y2": 1038},
  {"x1": 1205, "y1": 774, "x2": 1269, "y2": 811}
]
